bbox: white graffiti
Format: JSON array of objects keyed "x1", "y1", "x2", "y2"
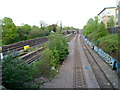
[{"x1": 82, "y1": 35, "x2": 117, "y2": 69}]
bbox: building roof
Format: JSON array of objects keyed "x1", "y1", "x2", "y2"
[{"x1": 98, "y1": 7, "x2": 116, "y2": 16}]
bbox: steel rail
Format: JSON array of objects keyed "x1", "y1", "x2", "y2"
[{"x1": 80, "y1": 34, "x2": 115, "y2": 89}]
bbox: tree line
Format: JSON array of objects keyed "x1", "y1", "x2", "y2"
[{"x1": 1, "y1": 17, "x2": 69, "y2": 45}]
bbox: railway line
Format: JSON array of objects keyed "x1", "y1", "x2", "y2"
[
  {"x1": 2, "y1": 37, "x2": 48, "y2": 55},
  {"x1": 5, "y1": 34, "x2": 75, "y2": 64},
  {"x1": 72, "y1": 34, "x2": 118, "y2": 88},
  {"x1": 22, "y1": 34, "x2": 75, "y2": 64},
  {"x1": 19, "y1": 47, "x2": 45, "y2": 64},
  {"x1": 37, "y1": 33, "x2": 118, "y2": 88},
  {"x1": 78, "y1": 33, "x2": 118, "y2": 88},
  {"x1": 2, "y1": 33, "x2": 74, "y2": 55},
  {"x1": 3, "y1": 33, "x2": 118, "y2": 89},
  {"x1": 73, "y1": 35, "x2": 87, "y2": 88}
]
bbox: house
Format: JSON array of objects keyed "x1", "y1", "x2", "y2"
[
  {"x1": 98, "y1": 7, "x2": 116, "y2": 28},
  {"x1": 116, "y1": 0, "x2": 120, "y2": 27}
]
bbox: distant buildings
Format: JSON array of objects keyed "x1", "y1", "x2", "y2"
[
  {"x1": 116, "y1": 0, "x2": 120, "y2": 27},
  {"x1": 98, "y1": 7, "x2": 116, "y2": 28}
]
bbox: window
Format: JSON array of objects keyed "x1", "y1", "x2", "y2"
[{"x1": 108, "y1": 16, "x2": 111, "y2": 20}]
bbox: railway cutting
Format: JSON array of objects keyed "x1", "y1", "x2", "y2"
[{"x1": 43, "y1": 33, "x2": 119, "y2": 89}]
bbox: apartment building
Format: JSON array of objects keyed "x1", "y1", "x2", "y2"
[
  {"x1": 98, "y1": 7, "x2": 116, "y2": 28},
  {"x1": 116, "y1": 0, "x2": 120, "y2": 27}
]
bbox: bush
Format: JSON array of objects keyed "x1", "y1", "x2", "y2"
[
  {"x1": 83, "y1": 17, "x2": 119, "y2": 55},
  {"x1": 32, "y1": 32, "x2": 69, "y2": 79},
  {"x1": 33, "y1": 48, "x2": 58, "y2": 78},
  {"x1": 98, "y1": 34, "x2": 119, "y2": 53},
  {"x1": 28, "y1": 29, "x2": 50, "y2": 38},
  {"x1": 83, "y1": 18, "x2": 98, "y2": 37},
  {"x1": 2, "y1": 55, "x2": 33, "y2": 89},
  {"x1": 48, "y1": 33, "x2": 69, "y2": 62}
]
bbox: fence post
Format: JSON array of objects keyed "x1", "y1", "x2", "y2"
[{"x1": 112, "y1": 61, "x2": 117, "y2": 70}]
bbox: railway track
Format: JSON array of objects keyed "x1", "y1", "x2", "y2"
[
  {"x1": 79, "y1": 34, "x2": 118, "y2": 88},
  {"x1": 73, "y1": 35, "x2": 87, "y2": 88},
  {"x1": 19, "y1": 47, "x2": 45, "y2": 64},
  {"x1": 2, "y1": 37, "x2": 48, "y2": 55},
  {"x1": 2, "y1": 34, "x2": 74, "y2": 55},
  {"x1": 18, "y1": 34, "x2": 75, "y2": 64}
]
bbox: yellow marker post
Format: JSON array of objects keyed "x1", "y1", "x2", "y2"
[{"x1": 24, "y1": 45, "x2": 30, "y2": 51}]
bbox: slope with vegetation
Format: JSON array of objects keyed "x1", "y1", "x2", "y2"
[
  {"x1": 2, "y1": 25, "x2": 70, "y2": 89},
  {"x1": 83, "y1": 16, "x2": 119, "y2": 59},
  {"x1": 33, "y1": 32, "x2": 69, "y2": 80}
]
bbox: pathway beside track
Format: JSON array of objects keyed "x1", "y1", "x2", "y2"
[{"x1": 42, "y1": 34, "x2": 119, "y2": 89}]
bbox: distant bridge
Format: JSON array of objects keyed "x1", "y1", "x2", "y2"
[{"x1": 62, "y1": 29, "x2": 82, "y2": 34}]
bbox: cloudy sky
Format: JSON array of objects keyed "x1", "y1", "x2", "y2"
[{"x1": 0, "y1": 0, "x2": 116, "y2": 28}]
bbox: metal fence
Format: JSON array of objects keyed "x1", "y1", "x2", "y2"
[{"x1": 107, "y1": 27, "x2": 120, "y2": 34}]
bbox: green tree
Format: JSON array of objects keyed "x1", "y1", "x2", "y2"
[
  {"x1": 52, "y1": 24, "x2": 57, "y2": 32},
  {"x1": 0, "y1": 19, "x2": 2, "y2": 46},
  {"x1": 107, "y1": 16, "x2": 115, "y2": 28},
  {"x1": 17, "y1": 27, "x2": 26, "y2": 40},
  {"x1": 94, "y1": 16, "x2": 99, "y2": 28},
  {"x1": 2, "y1": 56, "x2": 33, "y2": 89},
  {"x1": 46, "y1": 25, "x2": 53, "y2": 32},
  {"x1": 33, "y1": 33, "x2": 69, "y2": 78},
  {"x1": 32, "y1": 25, "x2": 40, "y2": 31},
  {"x1": 83, "y1": 18, "x2": 96, "y2": 37},
  {"x1": 48, "y1": 33, "x2": 69, "y2": 62},
  {"x1": 19, "y1": 24, "x2": 32, "y2": 39},
  {"x1": 28, "y1": 25, "x2": 49, "y2": 38},
  {"x1": 2, "y1": 17, "x2": 19, "y2": 44},
  {"x1": 63, "y1": 26, "x2": 75, "y2": 30},
  {"x1": 91, "y1": 22, "x2": 108, "y2": 43},
  {"x1": 21, "y1": 24, "x2": 32, "y2": 34},
  {"x1": 83, "y1": 17, "x2": 109, "y2": 45}
]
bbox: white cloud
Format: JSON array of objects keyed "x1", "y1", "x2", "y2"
[{"x1": 0, "y1": 0, "x2": 116, "y2": 28}]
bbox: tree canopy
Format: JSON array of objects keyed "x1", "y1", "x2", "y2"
[
  {"x1": 107, "y1": 16, "x2": 115, "y2": 28},
  {"x1": 2, "y1": 17, "x2": 19, "y2": 44}
]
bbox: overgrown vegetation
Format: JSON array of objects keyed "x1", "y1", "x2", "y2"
[
  {"x1": 98, "y1": 34, "x2": 119, "y2": 53},
  {"x1": 107, "y1": 16, "x2": 115, "y2": 28},
  {"x1": 33, "y1": 32, "x2": 69, "y2": 79},
  {"x1": 2, "y1": 17, "x2": 72, "y2": 89},
  {"x1": 83, "y1": 16, "x2": 119, "y2": 54},
  {"x1": 2, "y1": 55, "x2": 33, "y2": 89},
  {"x1": 2, "y1": 32, "x2": 69, "y2": 89}
]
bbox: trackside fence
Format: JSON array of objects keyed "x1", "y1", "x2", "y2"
[{"x1": 82, "y1": 35, "x2": 118, "y2": 70}]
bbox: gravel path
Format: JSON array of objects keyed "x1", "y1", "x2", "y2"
[{"x1": 42, "y1": 34, "x2": 76, "y2": 88}]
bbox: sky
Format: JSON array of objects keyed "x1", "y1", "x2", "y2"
[{"x1": 0, "y1": 0, "x2": 116, "y2": 29}]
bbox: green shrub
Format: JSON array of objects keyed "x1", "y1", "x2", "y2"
[
  {"x1": 2, "y1": 55, "x2": 33, "y2": 89},
  {"x1": 33, "y1": 48, "x2": 58, "y2": 79},
  {"x1": 33, "y1": 49, "x2": 52, "y2": 78},
  {"x1": 83, "y1": 17, "x2": 98, "y2": 37},
  {"x1": 48, "y1": 33, "x2": 69, "y2": 62},
  {"x1": 83, "y1": 24, "x2": 95, "y2": 37},
  {"x1": 98, "y1": 34, "x2": 119, "y2": 53},
  {"x1": 32, "y1": 32, "x2": 69, "y2": 79},
  {"x1": 83, "y1": 17, "x2": 119, "y2": 55},
  {"x1": 28, "y1": 29, "x2": 50, "y2": 38}
]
